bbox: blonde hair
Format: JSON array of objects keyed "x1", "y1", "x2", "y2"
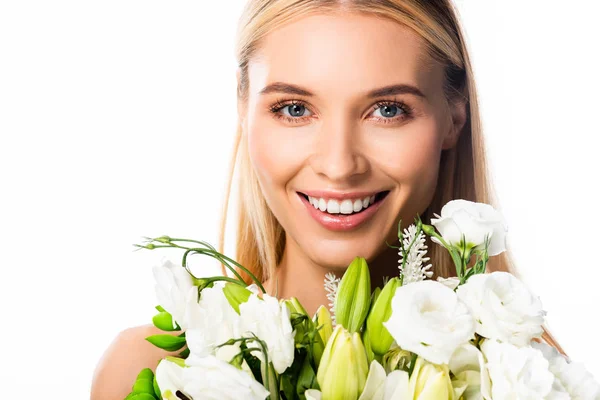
[{"x1": 217, "y1": 0, "x2": 564, "y2": 354}]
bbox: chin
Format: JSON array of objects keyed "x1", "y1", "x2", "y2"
[{"x1": 304, "y1": 237, "x2": 383, "y2": 271}]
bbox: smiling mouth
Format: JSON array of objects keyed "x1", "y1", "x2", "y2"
[{"x1": 297, "y1": 190, "x2": 390, "y2": 216}]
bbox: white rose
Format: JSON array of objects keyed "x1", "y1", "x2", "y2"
[
  {"x1": 383, "y1": 280, "x2": 476, "y2": 365},
  {"x1": 532, "y1": 341, "x2": 600, "y2": 399},
  {"x1": 155, "y1": 356, "x2": 270, "y2": 400},
  {"x1": 456, "y1": 271, "x2": 546, "y2": 347},
  {"x1": 239, "y1": 293, "x2": 295, "y2": 374},
  {"x1": 449, "y1": 343, "x2": 492, "y2": 400},
  {"x1": 430, "y1": 199, "x2": 508, "y2": 256},
  {"x1": 184, "y1": 283, "x2": 242, "y2": 363},
  {"x1": 152, "y1": 258, "x2": 196, "y2": 330},
  {"x1": 481, "y1": 339, "x2": 555, "y2": 399}
]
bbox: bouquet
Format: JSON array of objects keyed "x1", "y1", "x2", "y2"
[{"x1": 124, "y1": 199, "x2": 600, "y2": 399}]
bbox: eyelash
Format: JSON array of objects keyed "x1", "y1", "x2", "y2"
[{"x1": 267, "y1": 97, "x2": 414, "y2": 125}]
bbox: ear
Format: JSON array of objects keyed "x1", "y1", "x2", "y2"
[{"x1": 442, "y1": 96, "x2": 468, "y2": 150}]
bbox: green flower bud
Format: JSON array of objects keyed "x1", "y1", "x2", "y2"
[
  {"x1": 285, "y1": 298, "x2": 325, "y2": 366},
  {"x1": 409, "y1": 357, "x2": 454, "y2": 399},
  {"x1": 222, "y1": 283, "x2": 252, "y2": 314},
  {"x1": 313, "y1": 305, "x2": 333, "y2": 345},
  {"x1": 382, "y1": 347, "x2": 413, "y2": 374},
  {"x1": 335, "y1": 256, "x2": 371, "y2": 333},
  {"x1": 365, "y1": 277, "x2": 400, "y2": 356},
  {"x1": 317, "y1": 325, "x2": 369, "y2": 400}
]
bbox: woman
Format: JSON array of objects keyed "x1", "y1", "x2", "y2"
[{"x1": 91, "y1": 0, "x2": 563, "y2": 398}]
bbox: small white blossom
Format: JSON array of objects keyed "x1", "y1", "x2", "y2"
[
  {"x1": 324, "y1": 272, "x2": 341, "y2": 324},
  {"x1": 152, "y1": 258, "x2": 196, "y2": 330},
  {"x1": 398, "y1": 224, "x2": 433, "y2": 285},
  {"x1": 155, "y1": 356, "x2": 270, "y2": 400},
  {"x1": 532, "y1": 341, "x2": 600, "y2": 399},
  {"x1": 239, "y1": 293, "x2": 295, "y2": 374}
]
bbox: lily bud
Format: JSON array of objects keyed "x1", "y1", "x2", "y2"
[
  {"x1": 365, "y1": 277, "x2": 400, "y2": 356},
  {"x1": 222, "y1": 283, "x2": 252, "y2": 314},
  {"x1": 335, "y1": 257, "x2": 371, "y2": 333},
  {"x1": 286, "y1": 298, "x2": 325, "y2": 366},
  {"x1": 409, "y1": 357, "x2": 454, "y2": 399},
  {"x1": 317, "y1": 325, "x2": 369, "y2": 400},
  {"x1": 314, "y1": 305, "x2": 333, "y2": 345},
  {"x1": 382, "y1": 347, "x2": 413, "y2": 374}
]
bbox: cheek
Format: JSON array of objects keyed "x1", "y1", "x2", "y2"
[
  {"x1": 247, "y1": 114, "x2": 308, "y2": 198},
  {"x1": 368, "y1": 117, "x2": 443, "y2": 185}
]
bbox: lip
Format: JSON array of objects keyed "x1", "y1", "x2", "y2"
[{"x1": 297, "y1": 190, "x2": 390, "y2": 232}]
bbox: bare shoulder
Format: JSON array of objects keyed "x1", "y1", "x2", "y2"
[{"x1": 90, "y1": 324, "x2": 184, "y2": 400}]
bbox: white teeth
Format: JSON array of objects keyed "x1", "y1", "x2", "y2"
[
  {"x1": 306, "y1": 193, "x2": 381, "y2": 215},
  {"x1": 318, "y1": 198, "x2": 327, "y2": 212},
  {"x1": 353, "y1": 199, "x2": 363, "y2": 212},
  {"x1": 327, "y1": 199, "x2": 340, "y2": 214},
  {"x1": 362, "y1": 197, "x2": 370, "y2": 208},
  {"x1": 340, "y1": 199, "x2": 354, "y2": 214}
]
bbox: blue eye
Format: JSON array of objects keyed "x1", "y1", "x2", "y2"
[
  {"x1": 373, "y1": 103, "x2": 405, "y2": 118},
  {"x1": 281, "y1": 103, "x2": 312, "y2": 118}
]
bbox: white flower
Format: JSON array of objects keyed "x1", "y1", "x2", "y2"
[
  {"x1": 324, "y1": 272, "x2": 341, "y2": 325},
  {"x1": 358, "y1": 360, "x2": 411, "y2": 400},
  {"x1": 532, "y1": 341, "x2": 600, "y2": 399},
  {"x1": 155, "y1": 356, "x2": 270, "y2": 400},
  {"x1": 430, "y1": 199, "x2": 508, "y2": 256},
  {"x1": 481, "y1": 339, "x2": 555, "y2": 399},
  {"x1": 383, "y1": 280, "x2": 475, "y2": 365},
  {"x1": 436, "y1": 276, "x2": 460, "y2": 291},
  {"x1": 449, "y1": 343, "x2": 492, "y2": 400},
  {"x1": 184, "y1": 283, "x2": 242, "y2": 363},
  {"x1": 456, "y1": 271, "x2": 546, "y2": 347},
  {"x1": 152, "y1": 258, "x2": 196, "y2": 330},
  {"x1": 398, "y1": 224, "x2": 433, "y2": 285},
  {"x1": 305, "y1": 389, "x2": 323, "y2": 400},
  {"x1": 239, "y1": 293, "x2": 295, "y2": 374}
]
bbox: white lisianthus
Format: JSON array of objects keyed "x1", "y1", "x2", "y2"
[
  {"x1": 448, "y1": 343, "x2": 492, "y2": 400},
  {"x1": 481, "y1": 339, "x2": 555, "y2": 399},
  {"x1": 532, "y1": 341, "x2": 600, "y2": 399},
  {"x1": 436, "y1": 276, "x2": 460, "y2": 291},
  {"x1": 155, "y1": 356, "x2": 270, "y2": 400},
  {"x1": 383, "y1": 280, "x2": 476, "y2": 365},
  {"x1": 430, "y1": 199, "x2": 508, "y2": 256},
  {"x1": 184, "y1": 283, "x2": 242, "y2": 363},
  {"x1": 239, "y1": 293, "x2": 295, "y2": 374},
  {"x1": 456, "y1": 271, "x2": 546, "y2": 347},
  {"x1": 152, "y1": 258, "x2": 196, "y2": 330}
]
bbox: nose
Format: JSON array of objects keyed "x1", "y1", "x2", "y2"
[{"x1": 309, "y1": 115, "x2": 369, "y2": 182}]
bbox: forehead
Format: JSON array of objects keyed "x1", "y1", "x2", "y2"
[{"x1": 248, "y1": 12, "x2": 443, "y2": 100}]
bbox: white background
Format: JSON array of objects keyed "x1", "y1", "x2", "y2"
[{"x1": 1, "y1": 0, "x2": 599, "y2": 397}]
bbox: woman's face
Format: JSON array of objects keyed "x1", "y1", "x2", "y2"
[{"x1": 239, "y1": 12, "x2": 466, "y2": 270}]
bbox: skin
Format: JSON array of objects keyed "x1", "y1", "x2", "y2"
[
  {"x1": 90, "y1": 11, "x2": 466, "y2": 398},
  {"x1": 240, "y1": 12, "x2": 466, "y2": 315}
]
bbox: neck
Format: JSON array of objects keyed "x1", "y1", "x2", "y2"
[{"x1": 266, "y1": 233, "x2": 400, "y2": 318}]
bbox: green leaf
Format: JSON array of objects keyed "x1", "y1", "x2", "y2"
[
  {"x1": 155, "y1": 305, "x2": 165, "y2": 312},
  {"x1": 136, "y1": 368, "x2": 154, "y2": 381},
  {"x1": 152, "y1": 311, "x2": 180, "y2": 332},
  {"x1": 132, "y1": 378, "x2": 154, "y2": 394},
  {"x1": 124, "y1": 394, "x2": 157, "y2": 400},
  {"x1": 178, "y1": 347, "x2": 190, "y2": 358},
  {"x1": 145, "y1": 334, "x2": 186, "y2": 352},
  {"x1": 297, "y1": 355, "x2": 319, "y2": 399}
]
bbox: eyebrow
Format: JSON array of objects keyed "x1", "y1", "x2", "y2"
[{"x1": 258, "y1": 82, "x2": 426, "y2": 99}]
